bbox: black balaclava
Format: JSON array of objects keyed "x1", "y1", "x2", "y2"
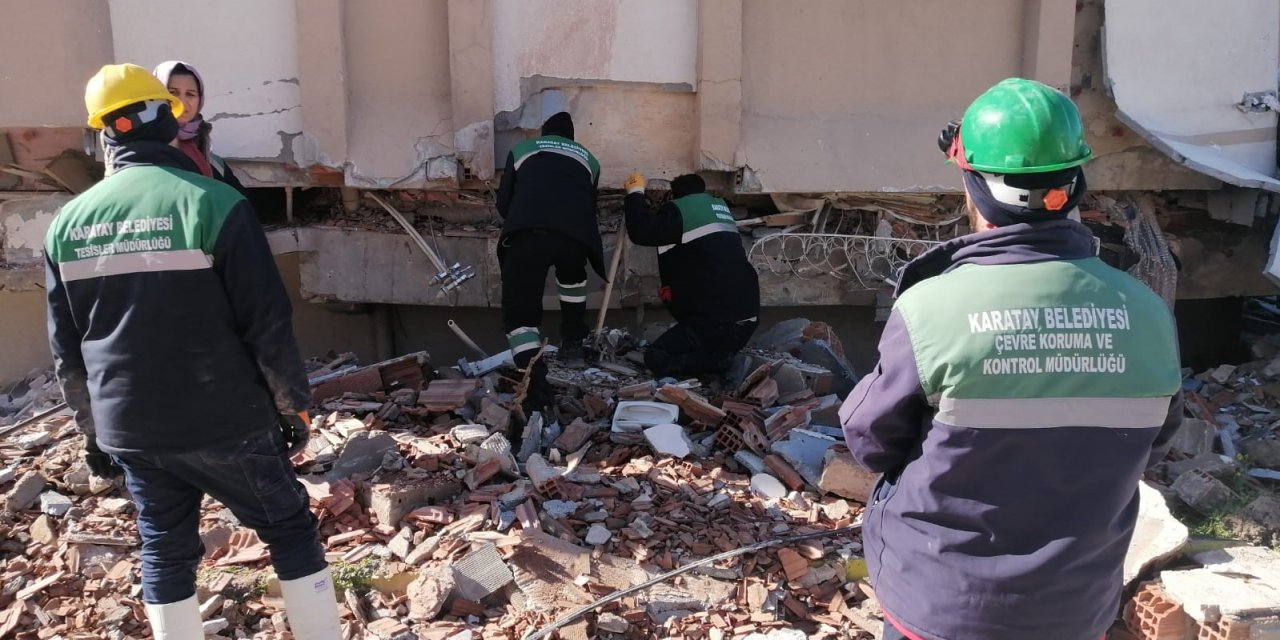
[
  {"x1": 541, "y1": 111, "x2": 574, "y2": 140},
  {"x1": 962, "y1": 166, "x2": 1087, "y2": 228},
  {"x1": 101, "y1": 100, "x2": 180, "y2": 146}
]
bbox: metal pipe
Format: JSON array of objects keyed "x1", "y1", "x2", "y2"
[
  {"x1": 368, "y1": 192, "x2": 475, "y2": 295},
  {"x1": 447, "y1": 319, "x2": 489, "y2": 359}
]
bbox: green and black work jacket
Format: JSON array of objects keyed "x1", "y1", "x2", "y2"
[
  {"x1": 44, "y1": 141, "x2": 310, "y2": 454},
  {"x1": 495, "y1": 135, "x2": 605, "y2": 276},
  {"x1": 624, "y1": 192, "x2": 760, "y2": 325}
]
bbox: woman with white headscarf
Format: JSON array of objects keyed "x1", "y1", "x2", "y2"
[{"x1": 153, "y1": 60, "x2": 247, "y2": 195}]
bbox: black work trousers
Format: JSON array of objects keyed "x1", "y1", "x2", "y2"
[
  {"x1": 645, "y1": 319, "x2": 758, "y2": 378},
  {"x1": 499, "y1": 230, "x2": 590, "y2": 368}
]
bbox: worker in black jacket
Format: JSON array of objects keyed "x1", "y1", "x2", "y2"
[
  {"x1": 623, "y1": 173, "x2": 761, "y2": 376},
  {"x1": 46, "y1": 64, "x2": 339, "y2": 639},
  {"x1": 496, "y1": 112, "x2": 603, "y2": 410}
]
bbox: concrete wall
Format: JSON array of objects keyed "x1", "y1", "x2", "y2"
[
  {"x1": 490, "y1": 0, "x2": 698, "y2": 113},
  {"x1": 0, "y1": 0, "x2": 1250, "y2": 193},
  {"x1": 108, "y1": 0, "x2": 304, "y2": 161},
  {"x1": 343, "y1": 0, "x2": 456, "y2": 188},
  {"x1": 0, "y1": 0, "x2": 114, "y2": 127},
  {"x1": 737, "y1": 0, "x2": 1070, "y2": 193},
  {"x1": 0, "y1": 288, "x2": 51, "y2": 385}
]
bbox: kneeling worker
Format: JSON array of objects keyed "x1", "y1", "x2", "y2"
[{"x1": 623, "y1": 173, "x2": 760, "y2": 376}]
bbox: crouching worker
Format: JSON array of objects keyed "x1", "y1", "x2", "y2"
[
  {"x1": 46, "y1": 64, "x2": 340, "y2": 639},
  {"x1": 623, "y1": 173, "x2": 760, "y2": 377}
]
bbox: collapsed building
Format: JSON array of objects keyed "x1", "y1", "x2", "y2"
[{"x1": 0, "y1": 0, "x2": 1278, "y2": 383}]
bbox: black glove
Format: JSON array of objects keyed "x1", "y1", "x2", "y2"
[
  {"x1": 278, "y1": 412, "x2": 310, "y2": 456},
  {"x1": 938, "y1": 119, "x2": 962, "y2": 155},
  {"x1": 84, "y1": 437, "x2": 122, "y2": 479}
]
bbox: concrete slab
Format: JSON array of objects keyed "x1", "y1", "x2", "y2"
[
  {"x1": 1162, "y1": 565, "x2": 1280, "y2": 622},
  {"x1": 1123, "y1": 481, "x2": 1189, "y2": 586},
  {"x1": 1104, "y1": 0, "x2": 1280, "y2": 192},
  {"x1": 771, "y1": 428, "x2": 838, "y2": 488},
  {"x1": 644, "y1": 423, "x2": 694, "y2": 458}
]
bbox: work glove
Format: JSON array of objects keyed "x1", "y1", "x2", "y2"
[
  {"x1": 625, "y1": 171, "x2": 646, "y2": 194},
  {"x1": 278, "y1": 411, "x2": 311, "y2": 456},
  {"x1": 83, "y1": 436, "x2": 122, "y2": 479},
  {"x1": 938, "y1": 119, "x2": 962, "y2": 157}
]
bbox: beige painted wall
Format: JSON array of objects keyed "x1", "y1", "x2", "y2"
[
  {"x1": 0, "y1": 0, "x2": 114, "y2": 127},
  {"x1": 739, "y1": 0, "x2": 1043, "y2": 193},
  {"x1": 0, "y1": 0, "x2": 1252, "y2": 192},
  {"x1": 0, "y1": 288, "x2": 52, "y2": 384},
  {"x1": 109, "y1": 0, "x2": 304, "y2": 161},
  {"x1": 343, "y1": 0, "x2": 456, "y2": 188}
]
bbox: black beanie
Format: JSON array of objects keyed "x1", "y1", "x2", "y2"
[{"x1": 541, "y1": 111, "x2": 574, "y2": 139}]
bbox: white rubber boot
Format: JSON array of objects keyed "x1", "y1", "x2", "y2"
[
  {"x1": 144, "y1": 595, "x2": 204, "y2": 640},
  {"x1": 280, "y1": 566, "x2": 342, "y2": 640}
]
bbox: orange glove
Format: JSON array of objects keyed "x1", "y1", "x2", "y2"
[{"x1": 625, "y1": 171, "x2": 646, "y2": 194}]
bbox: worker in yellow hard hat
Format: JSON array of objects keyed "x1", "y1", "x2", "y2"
[{"x1": 48, "y1": 64, "x2": 339, "y2": 639}]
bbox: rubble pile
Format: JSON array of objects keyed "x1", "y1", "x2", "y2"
[
  {"x1": 1148, "y1": 335, "x2": 1280, "y2": 547},
  {"x1": 1114, "y1": 331, "x2": 1280, "y2": 640},
  {"x1": 0, "y1": 369, "x2": 64, "y2": 428},
  {"x1": 1, "y1": 321, "x2": 879, "y2": 639}
]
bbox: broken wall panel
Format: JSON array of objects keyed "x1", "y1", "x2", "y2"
[{"x1": 1103, "y1": 0, "x2": 1280, "y2": 192}]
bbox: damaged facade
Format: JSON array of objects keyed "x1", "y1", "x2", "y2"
[{"x1": 1, "y1": 0, "x2": 1278, "y2": 380}]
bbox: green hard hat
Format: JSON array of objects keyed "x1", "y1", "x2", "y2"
[{"x1": 957, "y1": 78, "x2": 1092, "y2": 174}]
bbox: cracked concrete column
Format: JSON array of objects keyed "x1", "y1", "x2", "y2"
[
  {"x1": 1020, "y1": 0, "x2": 1075, "y2": 90},
  {"x1": 296, "y1": 0, "x2": 349, "y2": 167},
  {"x1": 448, "y1": 0, "x2": 496, "y2": 181},
  {"x1": 695, "y1": 0, "x2": 743, "y2": 172}
]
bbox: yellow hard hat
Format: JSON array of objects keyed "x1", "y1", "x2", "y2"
[{"x1": 84, "y1": 63, "x2": 184, "y2": 130}]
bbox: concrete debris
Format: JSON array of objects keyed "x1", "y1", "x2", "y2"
[
  {"x1": 1165, "y1": 452, "x2": 1236, "y2": 482},
  {"x1": 733, "y1": 450, "x2": 768, "y2": 476},
  {"x1": 1162, "y1": 546, "x2": 1280, "y2": 623},
  {"x1": 584, "y1": 524, "x2": 612, "y2": 545},
  {"x1": 542, "y1": 499, "x2": 579, "y2": 519},
  {"x1": 1122, "y1": 481, "x2": 1189, "y2": 586},
  {"x1": 0, "y1": 335, "x2": 874, "y2": 640},
  {"x1": 4, "y1": 471, "x2": 47, "y2": 512},
  {"x1": 15, "y1": 431, "x2": 51, "y2": 450},
  {"x1": 1243, "y1": 438, "x2": 1280, "y2": 469},
  {"x1": 450, "y1": 423, "x2": 489, "y2": 445},
  {"x1": 771, "y1": 429, "x2": 837, "y2": 488},
  {"x1": 407, "y1": 569, "x2": 455, "y2": 622},
  {"x1": 1168, "y1": 418, "x2": 1216, "y2": 457},
  {"x1": 30, "y1": 513, "x2": 56, "y2": 545},
  {"x1": 750, "y1": 473, "x2": 787, "y2": 500},
  {"x1": 38, "y1": 491, "x2": 73, "y2": 517},
  {"x1": 818, "y1": 446, "x2": 878, "y2": 503},
  {"x1": 644, "y1": 423, "x2": 695, "y2": 458},
  {"x1": 596, "y1": 611, "x2": 629, "y2": 634},
  {"x1": 327, "y1": 431, "x2": 398, "y2": 480},
  {"x1": 451, "y1": 544, "x2": 515, "y2": 602},
  {"x1": 1172, "y1": 468, "x2": 1237, "y2": 516}
]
